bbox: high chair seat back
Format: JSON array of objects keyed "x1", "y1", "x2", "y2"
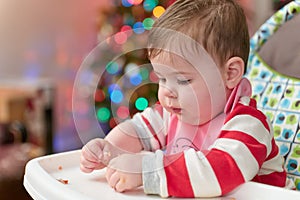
[{"x1": 244, "y1": 0, "x2": 300, "y2": 190}]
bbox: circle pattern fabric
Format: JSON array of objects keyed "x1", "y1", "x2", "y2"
[{"x1": 244, "y1": 0, "x2": 300, "y2": 190}]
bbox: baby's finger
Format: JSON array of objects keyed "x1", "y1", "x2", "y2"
[
  {"x1": 80, "y1": 162, "x2": 106, "y2": 173},
  {"x1": 81, "y1": 155, "x2": 106, "y2": 171},
  {"x1": 94, "y1": 163, "x2": 106, "y2": 170},
  {"x1": 105, "y1": 167, "x2": 116, "y2": 183},
  {"x1": 82, "y1": 145, "x2": 101, "y2": 162},
  {"x1": 115, "y1": 178, "x2": 127, "y2": 193},
  {"x1": 80, "y1": 155, "x2": 97, "y2": 167},
  {"x1": 80, "y1": 157, "x2": 96, "y2": 172},
  {"x1": 80, "y1": 164, "x2": 94, "y2": 173},
  {"x1": 107, "y1": 170, "x2": 120, "y2": 189}
]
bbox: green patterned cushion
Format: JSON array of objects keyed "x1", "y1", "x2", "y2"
[{"x1": 244, "y1": 0, "x2": 300, "y2": 190}]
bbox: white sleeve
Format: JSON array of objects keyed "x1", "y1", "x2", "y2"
[{"x1": 130, "y1": 105, "x2": 169, "y2": 151}]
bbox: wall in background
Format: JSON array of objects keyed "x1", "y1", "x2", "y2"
[{"x1": 0, "y1": 0, "x2": 111, "y2": 152}]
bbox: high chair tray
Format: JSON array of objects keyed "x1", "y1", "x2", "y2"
[{"x1": 23, "y1": 150, "x2": 300, "y2": 200}]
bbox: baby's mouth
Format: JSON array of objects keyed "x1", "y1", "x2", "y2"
[{"x1": 170, "y1": 107, "x2": 182, "y2": 114}]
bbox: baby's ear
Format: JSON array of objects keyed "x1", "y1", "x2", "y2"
[{"x1": 224, "y1": 57, "x2": 244, "y2": 89}]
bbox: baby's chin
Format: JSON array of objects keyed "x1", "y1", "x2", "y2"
[
  {"x1": 175, "y1": 114, "x2": 207, "y2": 126},
  {"x1": 163, "y1": 106, "x2": 211, "y2": 125}
]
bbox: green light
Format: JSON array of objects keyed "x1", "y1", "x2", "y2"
[
  {"x1": 106, "y1": 61, "x2": 119, "y2": 75},
  {"x1": 140, "y1": 68, "x2": 149, "y2": 80},
  {"x1": 135, "y1": 97, "x2": 148, "y2": 111},
  {"x1": 143, "y1": 18, "x2": 154, "y2": 30},
  {"x1": 143, "y1": 0, "x2": 158, "y2": 12},
  {"x1": 97, "y1": 107, "x2": 111, "y2": 122}
]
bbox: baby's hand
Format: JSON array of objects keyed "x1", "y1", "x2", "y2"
[
  {"x1": 106, "y1": 153, "x2": 144, "y2": 192},
  {"x1": 80, "y1": 138, "x2": 125, "y2": 173}
]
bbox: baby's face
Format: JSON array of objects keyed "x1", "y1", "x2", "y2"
[{"x1": 151, "y1": 53, "x2": 227, "y2": 125}]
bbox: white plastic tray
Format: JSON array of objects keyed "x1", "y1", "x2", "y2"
[{"x1": 23, "y1": 150, "x2": 300, "y2": 200}]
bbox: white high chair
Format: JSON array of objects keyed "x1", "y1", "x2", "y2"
[{"x1": 23, "y1": 1, "x2": 300, "y2": 199}]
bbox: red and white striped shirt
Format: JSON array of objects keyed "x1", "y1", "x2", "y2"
[{"x1": 130, "y1": 79, "x2": 286, "y2": 198}]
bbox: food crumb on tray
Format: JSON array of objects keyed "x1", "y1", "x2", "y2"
[{"x1": 57, "y1": 178, "x2": 69, "y2": 184}]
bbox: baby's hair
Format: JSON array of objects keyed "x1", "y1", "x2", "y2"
[{"x1": 148, "y1": 0, "x2": 250, "y2": 73}]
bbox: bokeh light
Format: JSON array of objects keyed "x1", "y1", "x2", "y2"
[
  {"x1": 117, "y1": 106, "x2": 130, "y2": 119},
  {"x1": 143, "y1": 0, "x2": 158, "y2": 12},
  {"x1": 106, "y1": 61, "x2": 120, "y2": 75},
  {"x1": 93, "y1": 0, "x2": 169, "y2": 134},
  {"x1": 143, "y1": 18, "x2": 154, "y2": 30},
  {"x1": 97, "y1": 107, "x2": 111, "y2": 123},
  {"x1": 128, "y1": 0, "x2": 143, "y2": 5},
  {"x1": 153, "y1": 6, "x2": 165, "y2": 18},
  {"x1": 108, "y1": 83, "x2": 121, "y2": 94},
  {"x1": 130, "y1": 74, "x2": 143, "y2": 86},
  {"x1": 140, "y1": 68, "x2": 150, "y2": 80},
  {"x1": 121, "y1": 25, "x2": 133, "y2": 37},
  {"x1": 149, "y1": 70, "x2": 159, "y2": 82},
  {"x1": 133, "y1": 22, "x2": 145, "y2": 34},
  {"x1": 114, "y1": 31, "x2": 128, "y2": 44},
  {"x1": 124, "y1": 15, "x2": 135, "y2": 26},
  {"x1": 125, "y1": 63, "x2": 139, "y2": 77},
  {"x1": 122, "y1": 0, "x2": 133, "y2": 7},
  {"x1": 94, "y1": 89, "x2": 106, "y2": 102},
  {"x1": 135, "y1": 97, "x2": 149, "y2": 111},
  {"x1": 110, "y1": 89, "x2": 124, "y2": 104},
  {"x1": 109, "y1": 117, "x2": 117, "y2": 128}
]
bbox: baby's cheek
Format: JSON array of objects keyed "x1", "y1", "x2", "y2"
[
  {"x1": 180, "y1": 89, "x2": 199, "y2": 106},
  {"x1": 157, "y1": 91, "x2": 166, "y2": 106}
]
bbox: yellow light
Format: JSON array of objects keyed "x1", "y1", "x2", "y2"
[{"x1": 153, "y1": 6, "x2": 165, "y2": 18}]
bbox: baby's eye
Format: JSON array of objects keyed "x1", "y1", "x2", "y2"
[
  {"x1": 158, "y1": 77, "x2": 166, "y2": 83},
  {"x1": 177, "y1": 79, "x2": 192, "y2": 85}
]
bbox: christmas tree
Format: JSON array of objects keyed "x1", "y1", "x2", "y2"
[{"x1": 93, "y1": 0, "x2": 174, "y2": 134}]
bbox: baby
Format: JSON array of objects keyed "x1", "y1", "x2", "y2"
[{"x1": 80, "y1": 0, "x2": 287, "y2": 198}]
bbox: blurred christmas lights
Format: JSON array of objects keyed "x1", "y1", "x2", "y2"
[
  {"x1": 143, "y1": 18, "x2": 155, "y2": 30},
  {"x1": 116, "y1": 106, "x2": 130, "y2": 119},
  {"x1": 110, "y1": 89, "x2": 124, "y2": 104},
  {"x1": 130, "y1": 74, "x2": 143, "y2": 86},
  {"x1": 94, "y1": 0, "x2": 170, "y2": 132},
  {"x1": 128, "y1": 0, "x2": 144, "y2": 5},
  {"x1": 143, "y1": 0, "x2": 159, "y2": 11},
  {"x1": 97, "y1": 107, "x2": 111, "y2": 122},
  {"x1": 122, "y1": 0, "x2": 133, "y2": 7},
  {"x1": 153, "y1": 6, "x2": 165, "y2": 18},
  {"x1": 133, "y1": 22, "x2": 145, "y2": 34},
  {"x1": 135, "y1": 97, "x2": 149, "y2": 111},
  {"x1": 106, "y1": 61, "x2": 120, "y2": 75}
]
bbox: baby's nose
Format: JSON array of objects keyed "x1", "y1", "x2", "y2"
[{"x1": 162, "y1": 85, "x2": 177, "y2": 98}]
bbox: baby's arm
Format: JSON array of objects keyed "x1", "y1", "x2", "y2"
[
  {"x1": 80, "y1": 120, "x2": 143, "y2": 173},
  {"x1": 81, "y1": 103, "x2": 166, "y2": 191},
  {"x1": 105, "y1": 120, "x2": 143, "y2": 153},
  {"x1": 103, "y1": 105, "x2": 167, "y2": 191},
  {"x1": 142, "y1": 103, "x2": 284, "y2": 198}
]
